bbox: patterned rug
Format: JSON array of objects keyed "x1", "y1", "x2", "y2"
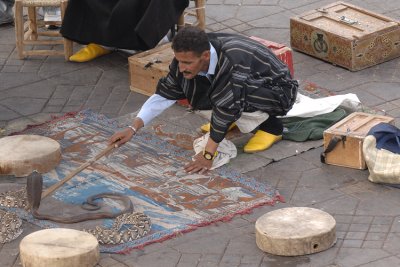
[{"x1": 5, "y1": 110, "x2": 281, "y2": 254}]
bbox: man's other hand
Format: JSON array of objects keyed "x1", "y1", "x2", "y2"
[
  {"x1": 109, "y1": 128, "x2": 134, "y2": 147},
  {"x1": 184, "y1": 153, "x2": 213, "y2": 174}
]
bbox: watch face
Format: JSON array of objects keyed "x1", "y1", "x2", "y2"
[{"x1": 204, "y1": 153, "x2": 212, "y2": 160}]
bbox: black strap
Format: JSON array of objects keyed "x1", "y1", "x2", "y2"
[{"x1": 320, "y1": 136, "x2": 346, "y2": 163}]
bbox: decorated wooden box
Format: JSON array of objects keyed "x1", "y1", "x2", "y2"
[
  {"x1": 290, "y1": 1, "x2": 400, "y2": 71},
  {"x1": 321, "y1": 112, "x2": 394, "y2": 169}
]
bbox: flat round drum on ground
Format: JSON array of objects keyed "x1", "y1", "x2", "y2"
[
  {"x1": 19, "y1": 228, "x2": 99, "y2": 267},
  {"x1": 255, "y1": 207, "x2": 336, "y2": 256},
  {"x1": 0, "y1": 135, "x2": 61, "y2": 177}
]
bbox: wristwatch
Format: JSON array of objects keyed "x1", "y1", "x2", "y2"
[{"x1": 203, "y1": 150, "x2": 218, "y2": 160}]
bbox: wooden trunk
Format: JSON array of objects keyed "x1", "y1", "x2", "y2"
[
  {"x1": 290, "y1": 1, "x2": 400, "y2": 71},
  {"x1": 129, "y1": 42, "x2": 173, "y2": 96},
  {"x1": 322, "y1": 112, "x2": 394, "y2": 169}
]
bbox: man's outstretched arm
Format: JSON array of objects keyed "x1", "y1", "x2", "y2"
[{"x1": 109, "y1": 94, "x2": 175, "y2": 147}]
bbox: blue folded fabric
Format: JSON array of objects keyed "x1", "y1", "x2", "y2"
[{"x1": 367, "y1": 122, "x2": 400, "y2": 154}]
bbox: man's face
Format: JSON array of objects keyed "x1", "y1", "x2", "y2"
[{"x1": 174, "y1": 50, "x2": 210, "y2": 79}]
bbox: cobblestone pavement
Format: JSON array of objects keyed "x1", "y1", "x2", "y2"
[{"x1": 1, "y1": 0, "x2": 400, "y2": 266}]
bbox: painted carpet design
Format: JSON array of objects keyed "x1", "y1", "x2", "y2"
[{"x1": 10, "y1": 110, "x2": 281, "y2": 253}]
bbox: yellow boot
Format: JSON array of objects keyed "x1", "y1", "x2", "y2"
[
  {"x1": 200, "y1": 123, "x2": 237, "y2": 133},
  {"x1": 69, "y1": 43, "x2": 111, "y2": 62},
  {"x1": 243, "y1": 130, "x2": 282, "y2": 153}
]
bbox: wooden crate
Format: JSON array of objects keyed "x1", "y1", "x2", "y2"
[
  {"x1": 129, "y1": 42, "x2": 173, "y2": 96},
  {"x1": 290, "y1": 1, "x2": 400, "y2": 71},
  {"x1": 322, "y1": 112, "x2": 394, "y2": 169}
]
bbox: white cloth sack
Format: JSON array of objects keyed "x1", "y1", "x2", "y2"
[
  {"x1": 284, "y1": 93, "x2": 361, "y2": 118},
  {"x1": 196, "y1": 93, "x2": 361, "y2": 130},
  {"x1": 193, "y1": 133, "x2": 237, "y2": 170}
]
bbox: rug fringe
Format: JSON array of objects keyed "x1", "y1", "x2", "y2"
[
  {"x1": 117, "y1": 193, "x2": 285, "y2": 255},
  {"x1": 10, "y1": 111, "x2": 80, "y2": 136},
  {"x1": 117, "y1": 228, "x2": 198, "y2": 254}
]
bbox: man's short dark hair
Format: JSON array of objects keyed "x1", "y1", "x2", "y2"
[{"x1": 172, "y1": 26, "x2": 210, "y2": 56}]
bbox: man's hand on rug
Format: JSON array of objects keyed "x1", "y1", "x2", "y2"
[
  {"x1": 184, "y1": 153, "x2": 213, "y2": 174},
  {"x1": 109, "y1": 128, "x2": 134, "y2": 147}
]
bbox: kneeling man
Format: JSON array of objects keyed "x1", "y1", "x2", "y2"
[{"x1": 110, "y1": 26, "x2": 298, "y2": 174}]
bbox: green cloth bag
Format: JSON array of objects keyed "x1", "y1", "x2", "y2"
[{"x1": 281, "y1": 108, "x2": 348, "y2": 142}]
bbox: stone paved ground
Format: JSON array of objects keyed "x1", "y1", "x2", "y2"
[{"x1": 1, "y1": 0, "x2": 400, "y2": 266}]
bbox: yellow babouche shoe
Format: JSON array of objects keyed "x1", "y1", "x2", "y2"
[
  {"x1": 200, "y1": 123, "x2": 237, "y2": 133},
  {"x1": 243, "y1": 130, "x2": 282, "y2": 153},
  {"x1": 69, "y1": 43, "x2": 111, "y2": 62}
]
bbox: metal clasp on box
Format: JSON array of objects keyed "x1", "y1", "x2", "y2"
[
  {"x1": 339, "y1": 16, "x2": 358, "y2": 25},
  {"x1": 144, "y1": 58, "x2": 162, "y2": 69},
  {"x1": 320, "y1": 135, "x2": 347, "y2": 163}
]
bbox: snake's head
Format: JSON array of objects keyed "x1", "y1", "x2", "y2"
[{"x1": 26, "y1": 171, "x2": 43, "y2": 210}]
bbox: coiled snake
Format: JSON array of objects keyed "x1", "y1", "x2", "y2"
[
  {"x1": 0, "y1": 179, "x2": 151, "y2": 245},
  {"x1": 0, "y1": 207, "x2": 23, "y2": 244},
  {"x1": 0, "y1": 187, "x2": 26, "y2": 244}
]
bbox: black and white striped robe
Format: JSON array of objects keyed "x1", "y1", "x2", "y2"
[{"x1": 156, "y1": 33, "x2": 298, "y2": 143}]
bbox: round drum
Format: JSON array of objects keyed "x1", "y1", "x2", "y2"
[
  {"x1": 20, "y1": 228, "x2": 99, "y2": 267},
  {"x1": 255, "y1": 207, "x2": 336, "y2": 256},
  {"x1": 0, "y1": 135, "x2": 61, "y2": 177}
]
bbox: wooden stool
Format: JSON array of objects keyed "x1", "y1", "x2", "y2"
[
  {"x1": 14, "y1": 0, "x2": 73, "y2": 60},
  {"x1": 20, "y1": 228, "x2": 99, "y2": 267},
  {"x1": 178, "y1": 0, "x2": 206, "y2": 30}
]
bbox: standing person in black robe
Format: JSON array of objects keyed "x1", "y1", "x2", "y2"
[
  {"x1": 109, "y1": 26, "x2": 299, "y2": 174},
  {"x1": 0, "y1": 0, "x2": 14, "y2": 25},
  {"x1": 60, "y1": 0, "x2": 189, "y2": 62}
]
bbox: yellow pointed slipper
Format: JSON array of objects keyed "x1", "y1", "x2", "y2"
[
  {"x1": 244, "y1": 130, "x2": 282, "y2": 153},
  {"x1": 200, "y1": 122, "x2": 237, "y2": 133},
  {"x1": 69, "y1": 43, "x2": 111, "y2": 62}
]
